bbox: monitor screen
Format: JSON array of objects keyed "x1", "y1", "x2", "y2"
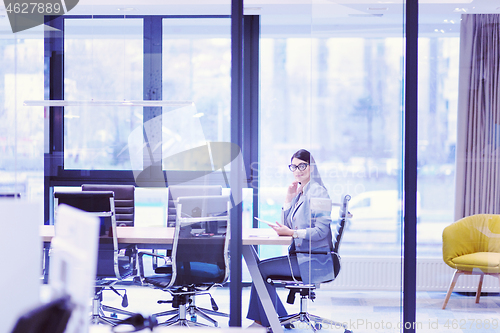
[{"x1": 177, "y1": 195, "x2": 229, "y2": 218}]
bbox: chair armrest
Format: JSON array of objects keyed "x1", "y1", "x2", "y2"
[
  {"x1": 137, "y1": 251, "x2": 170, "y2": 280},
  {"x1": 289, "y1": 250, "x2": 331, "y2": 255}
]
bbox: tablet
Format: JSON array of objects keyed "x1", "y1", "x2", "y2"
[{"x1": 254, "y1": 217, "x2": 277, "y2": 227}]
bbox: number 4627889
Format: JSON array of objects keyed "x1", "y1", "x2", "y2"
[{"x1": 6, "y1": 2, "x2": 63, "y2": 14}]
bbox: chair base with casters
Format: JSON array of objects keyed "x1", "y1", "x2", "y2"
[
  {"x1": 442, "y1": 269, "x2": 500, "y2": 309},
  {"x1": 279, "y1": 284, "x2": 352, "y2": 333},
  {"x1": 91, "y1": 283, "x2": 136, "y2": 325},
  {"x1": 152, "y1": 285, "x2": 228, "y2": 327}
]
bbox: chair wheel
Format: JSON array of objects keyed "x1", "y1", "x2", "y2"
[
  {"x1": 314, "y1": 323, "x2": 322, "y2": 330},
  {"x1": 344, "y1": 330, "x2": 352, "y2": 333},
  {"x1": 283, "y1": 323, "x2": 295, "y2": 329}
]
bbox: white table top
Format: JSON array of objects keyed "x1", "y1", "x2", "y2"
[{"x1": 40, "y1": 225, "x2": 292, "y2": 246}]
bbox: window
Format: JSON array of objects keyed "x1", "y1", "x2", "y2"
[
  {"x1": 161, "y1": 18, "x2": 231, "y2": 171},
  {"x1": 0, "y1": 28, "x2": 44, "y2": 201},
  {"x1": 64, "y1": 18, "x2": 143, "y2": 170}
]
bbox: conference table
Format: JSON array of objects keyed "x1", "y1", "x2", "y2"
[{"x1": 40, "y1": 225, "x2": 291, "y2": 333}]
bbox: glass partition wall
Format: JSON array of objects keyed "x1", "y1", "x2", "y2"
[
  {"x1": 258, "y1": 2, "x2": 405, "y2": 331},
  {"x1": 416, "y1": 2, "x2": 500, "y2": 331},
  {"x1": 0, "y1": 25, "x2": 44, "y2": 201}
]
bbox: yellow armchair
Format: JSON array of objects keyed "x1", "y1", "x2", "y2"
[{"x1": 442, "y1": 214, "x2": 500, "y2": 309}]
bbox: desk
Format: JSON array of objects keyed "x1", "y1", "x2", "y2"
[
  {"x1": 40, "y1": 225, "x2": 289, "y2": 246},
  {"x1": 40, "y1": 225, "x2": 175, "y2": 246},
  {"x1": 40, "y1": 225, "x2": 291, "y2": 333}
]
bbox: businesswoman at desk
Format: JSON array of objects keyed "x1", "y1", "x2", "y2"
[{"x1": 247, "y1": 149, "x2": 335, "y2": 328}]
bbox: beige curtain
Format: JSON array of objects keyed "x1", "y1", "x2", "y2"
[{"x1": 455, "y1": 14, "x2": 500, "y2": 220}]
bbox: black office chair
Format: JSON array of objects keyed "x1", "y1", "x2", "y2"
[
  {"x1": 159, "y1": 185, "x2": 222, "y2": 269},
  {"x1": 137, "y1": 195, "x2": 230, "y2": 327},
  {"x1": 82, "y1": 184, "x2": 135, "y2": 227},
  {"x1": 269, "y1": 194, "x2": 352, "y2": 333},
  {"x1": 53, "y1": 191, "x2": 137, "y2": 325}
]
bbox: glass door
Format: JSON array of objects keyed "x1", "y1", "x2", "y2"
[{"x1": 258, "y1": 2, "x2": 405, "y2": 332}]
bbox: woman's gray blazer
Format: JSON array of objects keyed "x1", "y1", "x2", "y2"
[{"x1": 281, "y1": 181, "x2": 338, "y2": 284}]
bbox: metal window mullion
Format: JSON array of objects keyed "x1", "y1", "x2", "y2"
[
  {"x1": 243, "y1": 15, "x2": 260, "y2": 230},
  {"x1": 230, "y1": 0, "x2": 244, "y2": 327},
  {"x1": 44, "y1": 15, "x2": 65, "y2": 225},
  {"x1": 143, "y1": 17, "x2": 163, "y2": 183},
  {"x1": 403, "y1": 0, "x2": 418, "y2": 332}
]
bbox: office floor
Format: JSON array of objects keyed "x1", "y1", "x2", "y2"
[{"x1": 85, "y1": 284, "x2": 500, "y2": 333}]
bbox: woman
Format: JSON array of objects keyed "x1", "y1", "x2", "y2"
[{"x1": 247, "y1": 149, "x2": 335, "y2": 328}]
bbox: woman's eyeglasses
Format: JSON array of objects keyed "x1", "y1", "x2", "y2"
[{"x1": 289, "y1": 163, "x2": 309, "y2": 172}]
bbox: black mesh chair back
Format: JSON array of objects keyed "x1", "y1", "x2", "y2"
[
  {"x1": 333, "y1": 194, "x2": 350, "y2": 252},
  {"x1": 82, "y1": 184, "x2": 135, "y2": 227},
  {"x1": 53, "y1": 191, "x2": 132, "y2": 280},
  {"x1": 166, "y1": 185, "x2": 222, "y2": 227},
  {"x1": 168, "y1": 195, "x2": 230, "y2": 288}
]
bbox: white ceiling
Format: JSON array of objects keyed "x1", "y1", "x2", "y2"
[{"x1": 0, "y1": 0, "x2": 498, "y2": 37}]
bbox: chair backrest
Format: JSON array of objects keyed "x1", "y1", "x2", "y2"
[
  {"x1": 54, "y1": 191, "x2": 114, "y2": 218},
  {"x1": 442, "y1": 214, "x2": 500, "y2": 269},
  {"x1": 168, "y1": 195, "x2": 230, "y2": 288},
  {"x1": 332, "y1": 194, "x2": 351, "y2": 254},
  {"x1": 53, "y1": 191, "x2": 132, "y2": 280},
  {"x1": 82, "y1": 184, "x2": 135, "y2": 226},
  {"x1": 166, "y1": 185, "x2": 222, "y2": 226},
  {"x1": 328, "y1": 195, "x2": 351, "y2": 280}
]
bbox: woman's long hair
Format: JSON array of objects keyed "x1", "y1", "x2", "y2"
[{"x1": 291, "y1": 149, "x2": 325, "y2": 188}]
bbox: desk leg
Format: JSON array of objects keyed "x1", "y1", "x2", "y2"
[
  {"x1": 242, "y1": 245, "x2": 283, "y2": 333},
  {"x1": 42, "y1": 242, "x2": 50, "y2": 284}
]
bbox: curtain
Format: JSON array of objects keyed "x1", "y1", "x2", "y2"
[{"x1": 455, "y1": 14, "x2": 500, "y2": 220}]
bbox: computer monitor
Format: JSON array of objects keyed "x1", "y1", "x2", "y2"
[
  {"x1": 176, "y1": 195, "x2": 230, "y2": 219},
  {"x1": 176, "y1": 195, "x2": 230, "y2": 235},
  {"x1": 167, "y1": 185, "x2": 223, "y2": 226}
]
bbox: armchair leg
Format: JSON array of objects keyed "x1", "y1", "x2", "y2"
[
  {"x1": 442, "y1": 270, "x2": 461, "y2": 309},
  {"x1": 475, "y1": 274, "x2": 484, "y2": 304}
]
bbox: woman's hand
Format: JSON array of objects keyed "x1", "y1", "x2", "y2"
[
  {"x1": 285, "y1": 181, "x2": 301, "y2": 203},
  {"x1": 285, "y1": 181, "x2": 306, "y2": 204},
  {"x1": 271, "y1": 222, "x2": 294, "y2": 236}
]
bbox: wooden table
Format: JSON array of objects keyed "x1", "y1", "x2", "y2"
[{"x1": 40, "y1": 225, "x2": 290, "y2": 246}]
